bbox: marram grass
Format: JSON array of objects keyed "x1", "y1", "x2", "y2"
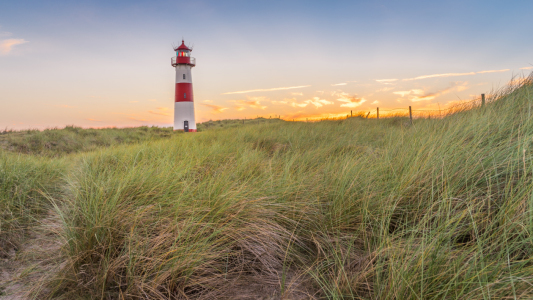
[{"x1": 3, "y1": 75, "x2": 533, "y2": 299}]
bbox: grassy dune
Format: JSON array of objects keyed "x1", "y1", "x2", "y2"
[
  {"x1": 0, "y1": 126, "x2": 173, "y2": 157},
  {"x1": 1, "y1": 75, "x2": 533, "y2": 299}
]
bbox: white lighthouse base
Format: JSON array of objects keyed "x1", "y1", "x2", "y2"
[{"x1": 174, "y1": 101, "x2": 197, "y2": 132}]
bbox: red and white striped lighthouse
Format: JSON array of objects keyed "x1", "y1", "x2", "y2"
[{"x1": 171, "y1": 40, "x2": 197, "y2": 132}]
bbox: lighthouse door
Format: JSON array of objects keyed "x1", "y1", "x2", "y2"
[{"x1": 184, "y1": 121, "x2": 189, "y2": 132}]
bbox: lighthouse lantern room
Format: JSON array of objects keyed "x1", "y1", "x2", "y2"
[{"x1": 171, "y1": 40, "x2": 197, "y2": 132}]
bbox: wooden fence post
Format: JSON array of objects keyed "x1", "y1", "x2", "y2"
[
  {"x1": 377, "y1": 107, "x2": 379, "y2": 120},
  {"x1": 351, "y1": 110, "x2": 352, "y2": 117},
  {"x1": 409, "y1": 106, "x2": 413, "y2": 125},
  {"x1": 481, "y1": 94, "x2": 485, "y2": 107}
]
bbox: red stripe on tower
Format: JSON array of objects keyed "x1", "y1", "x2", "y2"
[{"x1": 175, "y1": 83, "x2": 193, "y2": 102}]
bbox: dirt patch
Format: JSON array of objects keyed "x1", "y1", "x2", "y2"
[
  {"x1": 220, "y1": 269, "x2": 318, "y2": 300},
  {"x1": 0, "y1": 211, "x2": 62, "y2": 300}
]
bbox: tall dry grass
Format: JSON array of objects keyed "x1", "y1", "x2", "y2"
[
  {"x1": 0, "y1": 151, "x2": 64, "y2": 257},
  {"x1": 39, "y1": 75, "x2": 533, "y2": 299},
  {"x1": 1, "y1": 75, "x2": 532, "y2": 298}
]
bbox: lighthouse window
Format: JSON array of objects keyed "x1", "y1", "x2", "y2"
[
  {"x1": 183, "y1": 74, "x2": 186, "y2": 79},
  {"x1": 184, "y1": 93, "x2": 186, "y2": 99}
]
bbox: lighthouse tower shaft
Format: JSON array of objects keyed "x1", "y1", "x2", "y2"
[{"x1": 172, "y1": 41, "x2": 196, "y2": 132}]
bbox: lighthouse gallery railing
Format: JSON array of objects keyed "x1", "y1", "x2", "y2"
[{"x1": 171, "y1": 57, "x2": 196, "y2": 66}]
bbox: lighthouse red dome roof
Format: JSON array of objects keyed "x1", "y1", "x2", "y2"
[{"x1": 175, "y1": 40, "x2": 192, "y2": 51}]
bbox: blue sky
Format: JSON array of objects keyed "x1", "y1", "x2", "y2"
[{"x1": 1, "y1": 0, "x2": 532, "y2": 128}]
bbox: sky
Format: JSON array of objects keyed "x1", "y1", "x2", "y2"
[{"x1": 1, "y1": 0, "x2": 532, "y2": 129}]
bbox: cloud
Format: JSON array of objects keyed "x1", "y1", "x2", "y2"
[
  {"x1": 274, "y1": 97, "x2": 334, "y2": 109},
  {"x1": 403, "y1": 69, "x2": 511, "y2": 81},
  {"x1": 335, "y1": 92, "x2": 366, "y2": 108},
  {"x1": 0, "y1": 38, "x2": 29, "y2": 55},
  {"x1": 86, "y1": 118, "x2": 102, "y2": 122},
  {"x1": 393, "y1": 90, "x2": 424, "y2": 97},
  {"x1": 223, "y1": 85, "x2": 311, "y2": 95},
  {"x1": 202, "y1": 100, "x2": 213, "y2": 103},
  {"x1": 202, "y1": 104, "x2": 228, "y2": 113},
  {"x1": 272, "y1": 98, "x2": 311, "y2": 108},
  {"x1": 371, "y1": 100, "x2": 379, "y2": 104},
  {"x1": 376, "y1": 87, "x2": 394, "y2": 93},
  {"x1": 409, "y1": 82, "x2": 469, "y2": 102},
  {"x1": 521, "y1": 66, "x2": 533, "y2": 70},
  {"x1": 304, "y1": 97, "x2": 334, "y2": 108},
  {"x1": 404, "y1": 72, "x2": 476, "y2": 81},
  {"x1": 476, "y1": 69, "x2": 510, "y2": 74},
  {"x1": 148, "y1": 107, "x2": 171, "y2": 116},
  {"x1": 291, "y1": 92, "x2": 303, "y2": 96},
  {"x1": 331, "y1": 83, "x2": 347, "y2": 86},
  {"x1": 231, "y1": 96, "x2": 268, "y2": 110},
  {"x1": 376, "y1": 79, "x2": 398, "y2": 83}
]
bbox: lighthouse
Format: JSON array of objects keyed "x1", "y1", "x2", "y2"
[{"x1": 171, "y1": 40, "x2": 197, "y2": 132}]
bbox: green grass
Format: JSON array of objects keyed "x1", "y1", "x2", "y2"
[
  {"x1": 0, "y1": 125, "x2": 174, "y2": 157},
  {"x1": 0, "y1": 150, "x2": 64, "y2": 256},
  {"x1": 2, "y1": 75, "x2": 533, "y2": 299}
]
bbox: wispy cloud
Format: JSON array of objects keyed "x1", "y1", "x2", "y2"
[
  {"x1": 0, "y1": 38, "x2": 28, "y2": 55},
  {"x1": 291, "y1": 92, "x2": 303, "y2": 96},
  {"x1": 148, "y1": 107, "x2": 171, "y2": 116},
  {"x1": 404, "y1": 72, "x2": 476, "y2": 81},
  {"x1": 86, "y1": 118, "x2": 102, "y2": 122},
  {"x1": 335, "y1": 92, "x2": 366, "y2": 108},
  {"x1": 331, "y1": 83, "x2": 347, "y2": 86},
  {"x1": 272, "y1": 98, "x2": 320, "y2": 108},
  {"x1": 476, "y1": 69, "x2": 510, "y2": 74},
  {"x1": 394, "y1": 89, "x2": 424, "y2": 97},
  {"x1": 202, "y1": 104, "x2": 228, "y2": 113},
  {"x1": 273, "y1": 97, "x2": 334, "y2": 109},
  {"x1": 371, "y1": 100, "x2": 379, "y2": 104},
  {"x1": 222, "y1": 85, "x2": 310, "y2": 95},
  {"x1": 376, "y1": 87, "x2": 394, "y2": 93},
  {"x1": 231, "y1": 96, "x2": 268, "y2": 110},
  {"x1": 376, "y1": 79, "x2": 398, "y2": 83},
  {"x1": 202, "y1": 99, "x2": 213, "y2": 103},
  {"x1": 409, "y1": 82, "x2": 469, "y2": 102},
  {"x1": 521, "y1": 66, "x2": 533, "y2": 70},
  {"x1": 403, "y1": 69, "x2": 511, "y2": 81},
  {"x1": 272, "y1": 98, "x2": 300, "y2": 107},
  {"x1": 305, "y1": 97, "x2": 334, "y2": 108}
]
